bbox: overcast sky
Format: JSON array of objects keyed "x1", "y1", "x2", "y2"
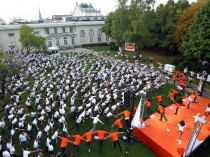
[{"x1": 1, "y1": 0, "x2": 196, "y2": 22}]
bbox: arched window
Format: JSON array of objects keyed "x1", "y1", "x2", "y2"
[
  {"x1": 89, "y1": 29, "x2": 94, "y2": 43},
  {"x1": 97, "y1": 29, "x2": 102, "y2": 42},
  {"x1": 80, "y1": 30, "x2": 85, "y2": 43},
  {"x1": 89, "y1": 29, "x2": 94, "y2": 37},
  {"x1": 97, "y1": 29, "x2": 102, "y2": 37},
  {"x1": 80, "y1": 30, "x2": 85, "y2": 37}
]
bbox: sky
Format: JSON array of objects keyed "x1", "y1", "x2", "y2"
[{"x1": 0, "y1": 0, "x2": 196, "y2": 23}]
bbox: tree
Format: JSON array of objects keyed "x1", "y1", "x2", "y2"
[
  {"x1": 182, "y1": 0, "x2": 210, "y2": 61},
  {"x1": 102, "y1": 0, "x2": 155, "y2": 50},
  {"x1": 0, "y1": 53, "x2": 20, "y2": 99},
  {"x1": 175, "y1": 0, "x2": 205, "y2": 52},
  {"x1": 19, "y1": 25, "x2": 47, "y2": 53}
]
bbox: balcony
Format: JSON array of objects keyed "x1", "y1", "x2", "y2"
[{"x1": 43, "y1": 32, "x2": 77, "y2": 37}]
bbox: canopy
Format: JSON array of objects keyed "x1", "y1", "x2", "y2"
[{"x1": 48, "y1": 46, "x2": 59, "y2": 51}]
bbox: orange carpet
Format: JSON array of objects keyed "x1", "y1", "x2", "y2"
[{"x1": 133, "y1": 96, "x2": 210, "y2": 157}]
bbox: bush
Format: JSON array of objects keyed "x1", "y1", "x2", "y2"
[{"x1": 82, "y1": 43, "x2": 109, "y2": 47}]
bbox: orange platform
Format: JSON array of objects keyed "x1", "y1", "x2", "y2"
[{"x1": 133, "y1": 96, "x2": 210, "y2": 157}]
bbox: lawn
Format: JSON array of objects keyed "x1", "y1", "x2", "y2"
[
  {"x1": 0, "y1": 50, "x2": 209, "y2": 157},
  {"x1": 87, "y1": 46, "x2": 210, "y2": 90}
]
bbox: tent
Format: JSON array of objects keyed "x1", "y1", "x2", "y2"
[{"x1": 48, "y1": 46, "x2": 59, "y2": 51}]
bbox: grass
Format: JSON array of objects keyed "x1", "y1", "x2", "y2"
[
  {"x1": 0, "y1": 50, "x2": 209, "y2": 157},
  {"x1": 87, "y1": 46, "x2": 210, "y2": 90}
]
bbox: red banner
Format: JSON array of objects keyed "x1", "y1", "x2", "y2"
[{"x1": 125, "y1": 43, "x2": 135, "y2": 51}]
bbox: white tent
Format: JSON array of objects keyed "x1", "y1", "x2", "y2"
[{"x1": 48, "y1": 46, "x2": 59, "y2": 51}]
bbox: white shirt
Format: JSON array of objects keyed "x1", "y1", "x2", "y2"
[
  {"x1": 178, "y1": 124, "x2": 186, "y2": 131},
  {"x1": 9, "y1": 146, "x2": 15, "y2": 155},
  {"x1": 23, "y1": 150, "x2": 30, "y2": 157},
  {"x1": 52, "y1": 131, "x2": 58, "y2": 140},
  {"x1": 48, "y1": 144, "x2": 54, "y2": 151},
  {"x1": 92, "y1": 117, "x2": 103, "y2": 124},
  {"x1": 2, "y1": 150, "x2": 11, "y2": 157},
  {"x1": 34, "y1": 140, "x2": 39, "y2": 148},
  {"x1": 19, "y1": 133, "x2": 27, "y2": 142}
]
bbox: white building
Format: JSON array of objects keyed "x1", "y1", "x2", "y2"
[
  {"x1": 0, "y1": 3, "x2": 111, "y2": 52},
  {"x1": 0, "y1": 21, "x2": 111, "y2": 52},
  {"x1": 73, "y1": 3, "x2": 101, "y2": 17}
]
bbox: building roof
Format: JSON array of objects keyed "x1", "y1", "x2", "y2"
[
  {"x1": 0, "y1": 21, "x2": 104, "y2": 30},
  {"x1": 80, "y1": 3, "x2": 95, "y2": 11},
  {"x1": 52, "y1": 15, "x2": 72, "y2": 19}
]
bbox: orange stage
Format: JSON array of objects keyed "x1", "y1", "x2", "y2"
[{"x1": 133, "y1": 96, "x2": 210, "y2": 157}]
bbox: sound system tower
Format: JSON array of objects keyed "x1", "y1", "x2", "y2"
[{"x1": 124, "y1": 90, "x2": 131, "y2": 108}]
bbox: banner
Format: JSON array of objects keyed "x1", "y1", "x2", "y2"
[{"x1": 125, "y1": 43, "x2": 135, "y2": 51}]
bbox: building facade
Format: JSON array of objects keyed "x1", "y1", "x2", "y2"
[
  {"x1": 0, "y1": 21, "x2": 110, "y2": 52},
  {"x1": 0, "y1": 3, "x2": 111, "y2": 52}
]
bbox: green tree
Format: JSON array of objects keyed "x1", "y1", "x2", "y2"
[
  {"x1": 102, "y1": 0, "x2": 155, "y2": 50},
  {"x1": 19, "y1": 25, "x2": 47, "y2": 53},
  {"x1": 0, "y1": 54, "x2": 20, "y2": 99},
  {"x1": 175, "y1": 0, "x2": 205, "y2": 52},
  {"x1": 182, "y1": 0, "x2": 210, "y2": 61}
]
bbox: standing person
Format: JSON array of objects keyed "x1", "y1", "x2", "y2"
[
  {"x1": 204, "y1": 103, "x2": 210, "y2": 118},
  {"x1": 172, "y1": 74, "x2": 177, "y2": 85},
  {"x1": 158, "y1": 104, "x2": 168, "y2": 122},
  {"x1": 176, "y1": 120, "x2": 189, "y2": 144},
  {"x1": 173, "y1": 100, "x2": 181, "y2": 115},
  {"x1": 57, "y1": 136, "x2": 72, "y2": 156},
  {"x1": 22, "y1": 149, "x2": 40, "y2": 157},
  {"x1": 117, "y1": 110, "x2": 131, "y2": 128},
  {"x1": 112, "y1": 117, "x2": 124, "y2": 132},
  {"x1": 168, "y1": 91, "x2": 174, "y2": 105},
  {"x1": 82, "y1": 130, "x2": 95, "y2": 152},
  {"x1": 172, "y1": 89, "x2": 181, "y2": 101},
  {"x1": 192, "y1": 91, "x2": 198, "y2": 103},
  {"x1": 19, "y1": 131, "x2": 30, "y2": 150},
  {"x1": 95, "y1": 128, "x2": 109, "y2": 153},
  {"x1": 155, "y1": 95, "x2": 164, "y2": 106},
  {"x1": 144, "y1": 99, "x2": 153, "y2": 115},
  {"x1": 186, "y1": 94, "x2": 193, "y2": 109},
  {"x1": 70, "y1": 132, "x2": 86, "y2": 156},
  {"x1": 2, "y1": 149, "x2": 11, "y2": 157},
  {"x1": 105, "y1": 130, "x2": 123, "y2": 153},
  {"x1": 90, "y1": 115, "x2": 104, "y2": 131}
]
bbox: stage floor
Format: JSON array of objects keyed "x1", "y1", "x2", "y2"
[{"x1": 133, "y1": 96, "x2": 210, "y2": 157}]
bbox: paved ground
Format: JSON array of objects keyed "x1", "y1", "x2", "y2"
[{"x1": 61, "y1": 48, "x2": 210, "y2": 99}]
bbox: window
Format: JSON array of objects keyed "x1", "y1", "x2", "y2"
[
  {"x1": 71, "y1": 37, "x2": 75, "y2": 45},
  {"x1": 97, "y1": 29, "x2": 102, "y2": 42},
  {"x1": 47, "y1": 40, "x2": 52, "y2": 47},
  {"x1": 56, "y1": 39, "x2": 60, "y2": 46},
  {"x1": 62, "y1": 27, "x2": 65, "y2": 33},
  {"x1": 89, "y1": 29, "x2": 94, "y2": 37},
  {"x1": 80, "y1": 30, "x2": 85, "y2": 37},
  {"x1": 34, "y1": 31, "x2": 39, "y2": 35},
  {"x1": 45, "y1": 28, "x2": 49, "y2": 34},
  {"x1": 89, "y1": 29, "x2": 94, "y2": 43},
  {"x1": 54, "y1": 28, "x2": 57, "y2": 34},
  {"x1": 106, "y1": 36, "x2": 109, "y2": 42},
  {"x1": 70, "y1": 27, "x2": 73, "y2": 33},
  {"x1": 64, "y1": 37, "x2": 67, "y2": 45},
  {"x1": 80, "y1": 30, "x2": 85, "y2": 43},
  {"x1": 90, "y1": 37, "x2": 93, "y2": 43},
  {"x1": 8, "y1": 33, "x2": 14, "y2": 37},
  {"x1": 98, "y1": 37, "x2": 101, "y2": 42}
]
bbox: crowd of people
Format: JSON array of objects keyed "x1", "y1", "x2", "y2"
[{"x1": 0, "y1": 50, "x2": 209, "y2": 157}]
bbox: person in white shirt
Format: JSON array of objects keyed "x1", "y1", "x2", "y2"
[
  {"x1": 176, "y1": 120, "x2": 188, "y2": 144},
  {"x1": 90, "y1": 115, "x2": 104, "y2": 131},
  {"x1": 22, "y1": 149, "x2": 40, "y2": 157},
  {"x1": 2, "y1": 149, "x2": 11, "y2": 157},
  {"x1": 9, "y1": 145, "x2": 16, "y2": 157},
  {"x1": 19, "y1": 131, "x2": 30, "y2": 149}
]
